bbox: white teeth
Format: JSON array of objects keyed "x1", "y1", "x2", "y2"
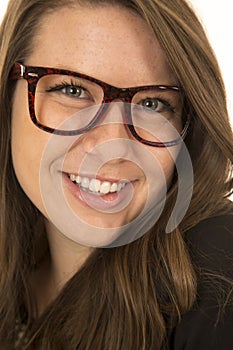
[
  {"x1": 68, "y1": 174, "x2": 128, "y2": 195},
  {"x1": 76, "y1": 175, "x2": 81, "y2": 184},
  {"x1": 70, "y1": 174, "x2": 76, "y2": 182},
  {"x1": 117, "y1": 183, "x2": 122, "y2": 192},
  {"x1": 81, "y1": 177, "x2": 89, "y2": 188},
  {"x1": 110, "y1": 183, "x2": 118, "y2": 193},
  {"x1": 89, "y1": 178, "x2": 101, "y2": 192},
  {"x1": 100, "y1": 181, "x2": 111, "y2": 194}
]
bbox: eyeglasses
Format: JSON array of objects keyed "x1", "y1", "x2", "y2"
[{"x1": 11, "y1": 62, "x2": 190, "y2": 147}]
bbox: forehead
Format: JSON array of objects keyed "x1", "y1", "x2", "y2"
[{"x1": 26, "y1": 5, "x2": 177, "y2": 86}]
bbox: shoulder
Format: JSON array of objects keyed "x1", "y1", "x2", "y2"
[
  {"x1": 185, "y1": 210, "x2": 233, "y2": 277},
  {"x1": 186, "y1": 207, "x2": 233, "y2": 244},
  {"x1": 168, "y1": 210, "x2": 233, "y2": 350}
]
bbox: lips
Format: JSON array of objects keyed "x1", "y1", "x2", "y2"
[{"x1": 62, "y1": 171, "x2": 136, "y2": 211}]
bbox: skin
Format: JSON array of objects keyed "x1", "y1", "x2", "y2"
[{"x1": 11, "y1": 5, "x2": 181, "y2": 314}]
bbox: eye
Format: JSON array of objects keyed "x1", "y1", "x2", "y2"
[
  {"x1": 140, "y1": 98, "x2": 173, "y2": 113},
  {"x1": 61, "y1": 85, "x2": 88, "y2": 98},
  {"x1": 46, "y1": 83, "x2": 91, "y2": 100}
]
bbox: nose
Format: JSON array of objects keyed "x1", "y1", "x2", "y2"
[{"x1": 81, "y1": 102, "x2": 133, "y2": 154}]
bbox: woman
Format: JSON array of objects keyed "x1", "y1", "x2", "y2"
[{"x1": 0, "y1": 0, "x2": 232, "y2": 349}]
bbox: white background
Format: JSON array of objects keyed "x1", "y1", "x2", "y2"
[{"x1": 0, "y1": 0, "x2": 232, "y2": 123}]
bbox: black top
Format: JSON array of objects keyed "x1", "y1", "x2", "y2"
[{"x1": 168, "y1": 212, "x2": 233, "y2": 349}]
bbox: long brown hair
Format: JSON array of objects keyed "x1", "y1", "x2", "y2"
[{"x1": 0, "y1": 0, "x2": 232, "y2": 349}]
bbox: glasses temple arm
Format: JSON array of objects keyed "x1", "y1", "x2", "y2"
[{"x1": 10, "y1": 62, "x2": 25, "y2": 80}]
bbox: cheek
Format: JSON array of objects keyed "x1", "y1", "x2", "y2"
[
  {"x1": 149, "y1": 146, "x2": 179, "y2": 185},
  {"x1": 11, "y1": 83, "x2": 49, "y2": 214},
  {"x1": 162, "y1": 157, "x2": 176, "y2": 185}
]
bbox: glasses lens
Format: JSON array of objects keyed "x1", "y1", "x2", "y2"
[
  {"x1": 35, "y1": 75, "x2": 104, "y2": 131},
  {"x1": 131, "y1": 88, "x2": 184, "y2": 143}
]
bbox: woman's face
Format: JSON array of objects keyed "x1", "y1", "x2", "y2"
[{"x1": 11, "y1": 5, "x2": 182, "y2": 247}]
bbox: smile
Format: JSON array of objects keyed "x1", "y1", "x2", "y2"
[{"x1": 68, "y1": 174, "x2": 129, "y2": 196}]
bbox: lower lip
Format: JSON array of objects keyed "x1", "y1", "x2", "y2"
[{"x1": 62, "y1": 173, "x2": 135, "y2": 211}]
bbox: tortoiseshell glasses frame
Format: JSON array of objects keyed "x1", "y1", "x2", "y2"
[{"x1": 11, "y1": 62, "x2": 190, "y2": 147}]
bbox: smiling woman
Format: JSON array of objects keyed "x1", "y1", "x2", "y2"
[{"x1": 0, "y1": 0, "x2": 233, "y2": 349}]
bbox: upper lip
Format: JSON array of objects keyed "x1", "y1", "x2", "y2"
[{"x1": 63, "y1": 171, "x2": 136, "y2": 183}]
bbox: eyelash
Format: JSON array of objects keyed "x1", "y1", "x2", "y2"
[
  {"x1": 141, "y1": 96, "x2": 176, "y2": 113},
  {"x1": 159, "y1": 98, "x2": 175, "y2": 112},
  {"x1": 46, "y1": 80, "x2": 87, "y2": 93},
  {"x1": 45, "y1": 82, "x2": 177, "y2": 113}
]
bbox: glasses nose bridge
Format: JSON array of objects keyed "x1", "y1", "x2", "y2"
[
  {"x1": 94, "y1": 89, "x2": 133, "y2": 130},
  {"x1": 103, "y1": 86, "x2": 134, "y2": 103}
]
